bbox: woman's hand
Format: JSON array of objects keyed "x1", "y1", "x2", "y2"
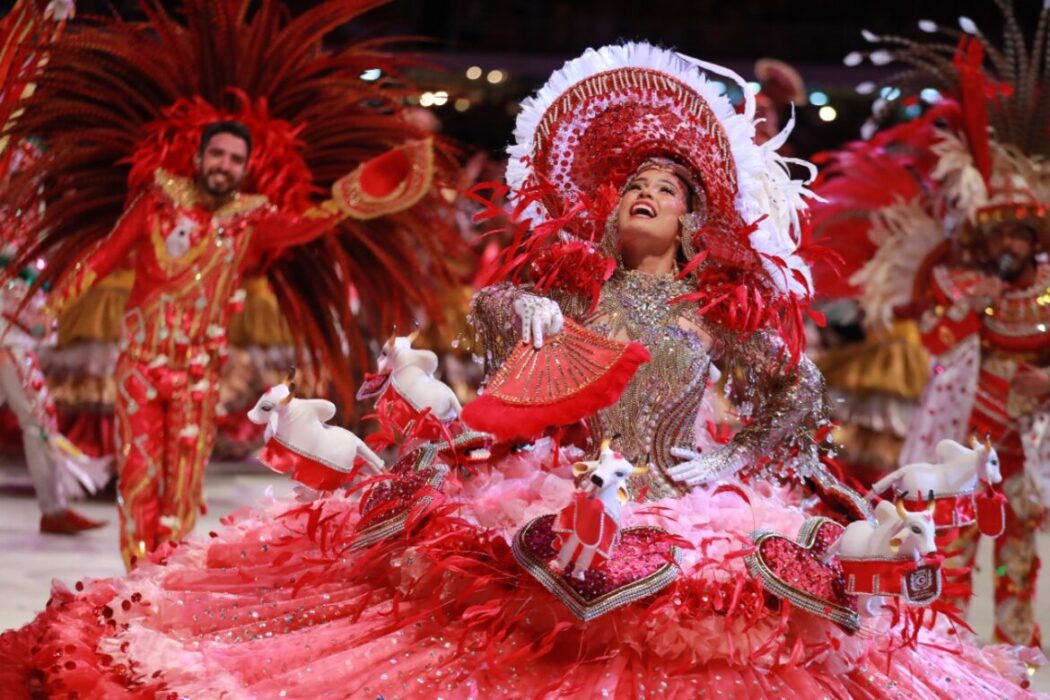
[
  {"x1": 667, "y1": 446, "x2": 745, "y2": 486},
  {"x1": 512, "y1": 294, "x2": 564, "y2": 349}
]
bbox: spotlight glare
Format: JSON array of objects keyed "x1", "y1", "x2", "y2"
[
  {"x1": 454, "y1": 98, "x2": 470, "y2": 112},
  {"x1": 419, "y1": 92, "x2": 435, "y2": 107},
  {"x1": 486, "y1": 69, "x2": 505, "y2": 84},
  {"x1": 432, "y1": 90, "x2": 449, "y2": 106},
  {"x1": 818, "y1": 106, "x2": 838, "y2": 122},
  {"x1": 465, "y1": 66, "x2": 483, "y2": 80},
  {"x1": 809, "y1": 91, "x2": 829, "y2": 106},
  {"x1": 359, "y1": 68, "x2": 382, "y2": 81}
]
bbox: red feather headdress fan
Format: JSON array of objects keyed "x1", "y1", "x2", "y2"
[
  {"x1": 1, "y1": 0, "x2": 463, "y2": 411},
  {"x1": 481, "y1": 43, "x2": 827, "y2": 361}
]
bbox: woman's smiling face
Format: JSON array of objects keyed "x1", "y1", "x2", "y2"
[{"x1": 616, "y1": 166, "x2": 690, "y2": 261}]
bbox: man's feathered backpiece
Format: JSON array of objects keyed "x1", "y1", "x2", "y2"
[{"x1": 1, "y1": 0, "x2": 462, "y2": 410}]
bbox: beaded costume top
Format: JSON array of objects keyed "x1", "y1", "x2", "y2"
[{"x1": 471, "y1": 270, "x2": 827, "y2": 499}]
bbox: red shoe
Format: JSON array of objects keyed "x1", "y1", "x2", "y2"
[{"x1": 40, "y1": 508, "x2": 108, "y2": 534}]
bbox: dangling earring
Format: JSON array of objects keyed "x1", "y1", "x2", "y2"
[
  {"x1": 678, "y1": 212, "x2": 705, "y2": 260},
  {"x1": 600, "y1": 211, "x2": 623, "y2": 267}
]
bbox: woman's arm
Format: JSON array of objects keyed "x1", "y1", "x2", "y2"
[{"x1": 668, "y1": 326, "x2": 830, "y2": 484}]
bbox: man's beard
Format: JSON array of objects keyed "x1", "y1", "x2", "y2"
[
  {"x1": 992, "y1": 252, "x2": 1030, "y2": 282},
  {"x1": 199, "y1": 170, "x2": 238, "y2": 197}
]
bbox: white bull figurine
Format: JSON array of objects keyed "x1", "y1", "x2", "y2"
[
  {"x1": 377, "y1": 331, "x2": 462, "y2": 422},
  {"x1": 827, "y1": 499, "x2": 938, "y2": 615},
  {"x1": 248, "y1": 370, "x2": 384, "y2": 489},
  {"x1": 552, "y1": 439, "x2": 647, "y2": 580},
  {"x1": 869, "y1": 436, "x2": 1002, "y2": 502}
]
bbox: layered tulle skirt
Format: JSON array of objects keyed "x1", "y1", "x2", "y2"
[{"x1": 1, "y1": 440, "x2": 1043, "y2": 698}]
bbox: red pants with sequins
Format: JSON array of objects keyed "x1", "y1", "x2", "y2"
[
  {"x1": 944, "y1": 434, "x2": 1041, "y2": 647},
  {"x1": 114, "y1": 355, "x2": 221, "y2": 568}
]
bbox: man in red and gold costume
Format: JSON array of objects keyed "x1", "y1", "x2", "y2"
[
  {"x1": 906, "y1": 197, "x2": 1049, "y2": 646},
  {"x1": 812, "y1": 9, "x2": 1050, "y2": 645},
  {"x1": 2, "y1": 0, "x2": 461, "y2": 567},
  {"x1": 46, "y1": 121, "x2": 336, "y2": 565}
]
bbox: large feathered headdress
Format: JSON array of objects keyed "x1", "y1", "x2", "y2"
[
  {"x1": 811, "y1": 1, "x2": 1050, "y2": 325},
  {"x1": 1, "y1": 0, "x2": 462, "y2": 410},
  {"x1": 480, "y1": 42, "x2": 826, "y2": 357}
]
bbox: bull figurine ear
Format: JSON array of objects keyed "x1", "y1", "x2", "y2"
[
  {"x1": 617, "y1": 485, "x2": 630, "y2": 504},
  {"x1": 572, "y1": 461, "x2": 596, "y2": 477},
  {"x1": 889, "y1": 537, "x2": 903, "y2": 550}
]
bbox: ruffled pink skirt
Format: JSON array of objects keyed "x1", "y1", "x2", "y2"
[{"x1": 1, "y1": 440, "x2": 1043, "y2": 699}]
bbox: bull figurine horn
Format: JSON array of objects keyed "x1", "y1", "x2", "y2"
[
  {"x1": 280, "y1": 366, "x2": 297, "y2": 405},
  {"x1": 896, "y1": 499, "x2": 909, "y2": 520},
  {"x1": 407, "y1": 327, "x2": 421, "y2": 344}
]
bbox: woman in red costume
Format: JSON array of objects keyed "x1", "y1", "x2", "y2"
[{"x1": 1, "y1": 39, "x2": 1043, "y2": 699}]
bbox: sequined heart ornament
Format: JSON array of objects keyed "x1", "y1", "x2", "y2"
[
  {"x1": 746, "y1": 517, "x2": 860, "y2": 632},
  {"x1": 352, "y1": 445, "x2": 448, "y2": 550},
  {"x1": 352, "y1": 432, "x2": 491, "y2": 550},
  {"x1": 512, "y1": 513, "x2": 680, "y2": 621}
]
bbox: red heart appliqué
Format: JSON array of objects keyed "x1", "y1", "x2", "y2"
[
  {"x1": 513, "y1": 513, "x2": 680, "y2": 622},
  {"x1": 746, "y1": 517, "x2": 860, "y2": 632},
  {"x1": 352, "y1": 445, "x2": 447, "y2": 550}
]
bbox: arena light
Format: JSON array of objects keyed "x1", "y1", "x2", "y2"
[
  {"x1": 419, "y1": 92, "x2": 435, "y2": 107},
  {"x1": 431, "y1": 90, "x2": 449, "y2": 106},
  {"x1": 486, "y1": 69, "x2": 505, "y2": 84},
  {"x1": 818, "y1": 106, "x2": 838, "y2": 122},
  {"x1": 809, "y1": 91, "x2": 828, "y2": 106},
  {"x1": 920, "y1": 88, "x2": 941, "y2": 102},
  {"x1": 454, "y1": 98, "x2": 471, "y2": 112},
  {"x1": 359, "y1": 68, "x2": 382, "y2": 81},
  {"x1": 465, "y1": 66, "x2": 482, "y2": 80}
]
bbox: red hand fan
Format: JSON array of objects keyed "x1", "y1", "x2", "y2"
[{"x1": 462, "y1": 318, "x2": 650, "y2": 441}]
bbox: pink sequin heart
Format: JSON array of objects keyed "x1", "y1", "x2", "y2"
[
  {"x1": 352, "y1": 447, "x2": 446, "y2": 550},
  {"x1": 747, "y1": 518, "x2": 860, "y2": 632},
  {"x1": 513, "y1": 513, "x2": 680, "y2": 621}
]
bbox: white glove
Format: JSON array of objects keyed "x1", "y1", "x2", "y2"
[
  {"x1": 667, "y1": 446, "x2": 745, "y2": 486},
  {"x1": 512, "y1": 294, "x2": 564, "y2": 349}
]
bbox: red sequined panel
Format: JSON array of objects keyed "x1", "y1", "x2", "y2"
[
  {"x1": 529, "y1": 68, "x2": 742, "y2": 238},
  {"x1": 749, "y1": 519, "x2": 858, "y2": 630},
  {"x1": 519, "y1": 513, "x2": 675, "y2": 602},
  {"x1": 357, "y1": 449, "x2": 443, "y2": 532}
]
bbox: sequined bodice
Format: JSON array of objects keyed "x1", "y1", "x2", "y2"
[{"x1": 584, "y1": 270, "x2": 713, "y2": 498}]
